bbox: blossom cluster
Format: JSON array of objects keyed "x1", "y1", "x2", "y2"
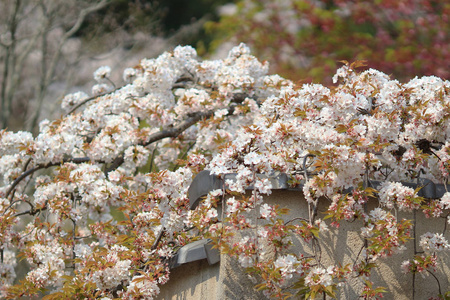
[{"x1": 419, "y1": 232, "x2": 450, "y2": 252}]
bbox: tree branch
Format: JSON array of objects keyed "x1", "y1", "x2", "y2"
[
  {"x1": 426, "y1": 269, "x2": 442, "y2": 296},
  {"x1": 65, "y1": 87, "x2": 121, "y2": 116},
  {"x1": 4, "y1": 157, "x2": 90, "y2": 201},
  {"x1": 142, "y1": 109, "x2": 215, "y2": 147},
  {"x1": 13, "y1": 206, "x2": 46, "y2": 218}
]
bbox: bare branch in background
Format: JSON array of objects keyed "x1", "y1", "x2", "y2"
[{"x1": 27, "y1": 0, "x2": 111, "y2": 133}]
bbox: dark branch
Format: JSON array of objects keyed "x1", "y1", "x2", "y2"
[
  {"x1": 151, "y1": 228, "x2": 165, "y2": 250},
  {"x1": 105, "y1": 156, "x2": 125, "y2": 174},
  {"x1": 143, "y1": 109, "x2": 215, "y2": 147},
  {"x1": 14, "y1": 205, "x2": 46, "y2": 218}
]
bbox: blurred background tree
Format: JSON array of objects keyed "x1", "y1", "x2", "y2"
[
  {"x1": 205, "y1": 0, "x2": 449, "y2": 84},
  {"x1": 0, "y1": 0, "x2": 112, "y2": 132}
]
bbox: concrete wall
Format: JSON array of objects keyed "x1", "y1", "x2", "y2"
[
  {"x1": 158, "y1": 190, "x2": 450, "y2": 299},
  {"x1": 157, "y1": 259, "x2": 220, "y2": 300}
]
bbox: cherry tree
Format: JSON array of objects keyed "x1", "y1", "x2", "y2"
[{"x1": 0, "y1": 44, "x2": 449, "y2": 299}]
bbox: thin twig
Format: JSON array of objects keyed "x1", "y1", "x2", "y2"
[
  {"x1": 151, "y1": 228, "x2": 165, "y2": 251},
  {"x1": 312, "y1": 235, "x2": 322, "y2": 266},
  {"x1": 171, "y1": 141, "x2": 196, "y2": 172},
  {"x1": 352, "y1": 244, "x2": 366, "y2": 271},
  {"x1": 426, "y1": 269, "x2": 442, "y2": 296},
  {"x1": 442, "y1": 213, "x2": 449, "y2": 236},
  {"x1": 284, "y1": 217, "x2": 309, "y2": 225},
  {"x1": 66, "y1": 87, "x2": 121, "y2": 115},
  {"x1": 148, "y1": 143, "x2": 158, "y2": 173}
]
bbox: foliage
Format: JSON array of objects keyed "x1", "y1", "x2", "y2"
[
  {"x1": 75, "y1": 0, "x2": 166, "y2": 41},
  {"x1": 207, "y1": 0, "x2": 449, "y2": 84},
  {"x1": 0, "y1": 44, "x2": 449, "y2": 299}
]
